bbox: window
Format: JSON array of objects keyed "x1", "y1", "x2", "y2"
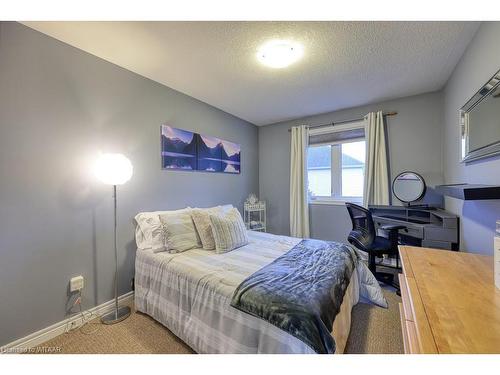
[
  {"x1": 307, "y1": 122, "x2": 365, "y2": 204},
  {"x1": 307, "y1": 145, "x2": 332, "y2": 197}
]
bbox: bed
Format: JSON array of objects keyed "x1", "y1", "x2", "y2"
[{"x1": 134, "y1": 230, "x2": 386, "y2": 354}]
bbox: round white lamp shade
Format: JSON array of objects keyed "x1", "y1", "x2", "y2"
[{"x1": 95, "y1": 153, "x2": 133, "y2": 185}]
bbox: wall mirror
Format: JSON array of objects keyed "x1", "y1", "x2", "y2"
[
  {"x1": 461, "y1": 68, "x2": 500, "y2": 163},
  {"x1": 392, "y1": 172, "x2": 426, "y2": 205}
]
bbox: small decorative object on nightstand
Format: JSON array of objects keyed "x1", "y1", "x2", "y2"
[{"x1": 244, "y1": 194, "x2": 266, "y2": 232}]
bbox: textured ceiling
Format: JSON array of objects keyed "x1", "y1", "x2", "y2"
[{"x1": 23, "y1": 21, "x2": 480, "y2": 125}]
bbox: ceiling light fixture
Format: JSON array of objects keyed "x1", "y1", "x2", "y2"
[{"x1": 257, "y1": 40, "x2": 303, "y2": 69}]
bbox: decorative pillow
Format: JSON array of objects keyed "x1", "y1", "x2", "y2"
[
  {"x1": 134, "y1": 224, "x2": 149, "y2": 250},
  {"x1": 191, "y1": 204, "x2": 234, "y2": 250},
  {"x1": 159, "y1": 211, "x2": 201, "y2": 253},
  {"x1": 209, "y1": 208, "x2": 249, "y2": 254},
  {"x1": 219, "y1": 204, "x2": 234, "y2": 213},
  {"x1": 134, "y1": 207, "x2": 191, "y2": 252},
  {"x1": 191, "y1": 207, "x2": 221, "y2": 250}
]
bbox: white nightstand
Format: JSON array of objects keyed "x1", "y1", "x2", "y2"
[{"x1": 244, "y1": 201, "x2": 266, "y2": 232}]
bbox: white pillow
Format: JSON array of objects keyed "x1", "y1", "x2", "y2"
[
  {"x1": 220, "y1": 204, "x2": 234, "y2": 213},
  {"x1": 191, "y1": 204, "x2": 234, "y2": 250},
  {"x1": 134, "y1": 224, "x2": 149, "y2": 250},
  {"x1": 134, "y1": 207, "x2": 191, "y2": 252},
  {"x1": 209, "y1": 208, "x2": 249, "y2": 254},
  {"x1": 159, "y1": 211, "x2": 201, "y2": 253}
]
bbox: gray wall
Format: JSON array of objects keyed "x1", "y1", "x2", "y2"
[
  {"x1": 443, "y1": 22, "x2": 500, "y2": 255},
  {"x1": 259, "y1": 91, "x2": 444, "y2": 241},
  {"x1": 0, "y1": 22, "x2": 259, "y2": 345}
]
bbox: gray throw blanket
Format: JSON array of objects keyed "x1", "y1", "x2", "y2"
[{"x1": 230, "y1": 239, "x2": 357, "y2": 354}]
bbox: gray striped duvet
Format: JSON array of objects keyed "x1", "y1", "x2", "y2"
[{"x1": 134, "y1": 231, "x2": 383, "y2": 353}]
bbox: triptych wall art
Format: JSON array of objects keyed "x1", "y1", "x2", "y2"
[{"x1": 160, "y1": 125, "x2": 241, "y2": 174}]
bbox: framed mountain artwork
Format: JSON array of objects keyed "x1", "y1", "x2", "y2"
[
  {"x1": 160, "y1": 125, "x2": 240, "y2": 174},
  {"x1": 197, "y1": 134, "x2": 223, "y2": 172},
  {"x1": 161, "y1": 125, "x2": 197, "y2": 170},
  {"x1": 219, "y1": 139, "x2": 240, "y2": 174}
]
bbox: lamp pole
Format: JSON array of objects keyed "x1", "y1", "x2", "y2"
[
  {"x1": 95, "y1": 153, "x2": 133, "y2": 325},
  {"x1": 101, "y1": 185, "x2": 131, "y2": 324},
  {"x1": 113, "y1": 185, "x2": 118, "y2": 313}
]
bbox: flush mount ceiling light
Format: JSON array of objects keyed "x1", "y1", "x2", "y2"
[{"x1": 257, "y1": 40, "x2": 303, "y2": 69}]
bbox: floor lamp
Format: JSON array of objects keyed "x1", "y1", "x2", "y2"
[{"x1": 95, "y1": 153, "x2": 133, "y2": 325}]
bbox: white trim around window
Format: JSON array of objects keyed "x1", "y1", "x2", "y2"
[
  {"x1": 308, "y1": 119, "x2": 365, "y2": 136},
  {"x1": 307, "y1": 120, "x2": 366, "y2": 206},
  {"x1": 309, "y1": 197, "x2": 363, "y2": 206}
]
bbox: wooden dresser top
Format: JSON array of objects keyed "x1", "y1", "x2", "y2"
[{"x1": 399, "y1": 246, "x2": 500, "y2": 353}]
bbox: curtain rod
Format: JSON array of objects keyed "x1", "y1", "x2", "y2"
[{"x1": 287, "y1": 111, "x2": 398, "y2": 132}]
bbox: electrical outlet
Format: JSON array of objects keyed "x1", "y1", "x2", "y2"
[{"x1": 70, "y1": 275, "x2": 84, "y2": 292}]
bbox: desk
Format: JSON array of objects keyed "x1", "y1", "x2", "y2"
[
  {"x1": 398, "y1": 246, "x2": 500, "y2": 353},
  {"x1": 370, "y1": 205, "x2": 459, "y2": 250}
]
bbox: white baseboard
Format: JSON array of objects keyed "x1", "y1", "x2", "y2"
[{"x1": 1, "y1": 291, "x2": 134, "y2": 353}]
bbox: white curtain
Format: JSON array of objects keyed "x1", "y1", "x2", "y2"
[
  {"x1": 290, "y1": 125, "x2": 310, "y2": 238},
  {"x1": 363, "y1": 111, "x2": 390, "y2": 207}
]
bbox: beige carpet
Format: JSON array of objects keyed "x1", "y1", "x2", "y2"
[
  {"x1": 37, "y1": 290, "x2": 402, "y2": 354},
  {"x1": 345, "y1": 289, "x2": 403, "y2": 353}
]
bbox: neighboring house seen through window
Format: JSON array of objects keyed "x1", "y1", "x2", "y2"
[{"x1": 307, "y1": 121, "x2": 365, "y2": 204}]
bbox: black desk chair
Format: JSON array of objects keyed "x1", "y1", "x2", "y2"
[{"x1": 345, "y1": 203, "x2": 405, "y2": 290}]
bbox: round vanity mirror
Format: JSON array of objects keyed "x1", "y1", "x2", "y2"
[{"x1": 392, "y1": 172, "x2": 426, "y2": 204}]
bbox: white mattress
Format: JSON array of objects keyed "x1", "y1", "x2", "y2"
[{"x1": 135, "y1": 231, "x2": 379, "y2": 354}]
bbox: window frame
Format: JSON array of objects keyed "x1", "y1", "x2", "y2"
[{"x1": 307, "y1": 120, "x2": 365, "y2": 206}]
